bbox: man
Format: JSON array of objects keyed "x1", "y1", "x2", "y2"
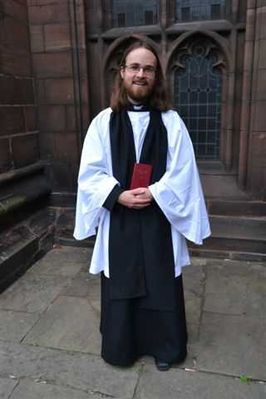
[{"x1": 74, "y1": 39, "x2": 210, "y2": 371}]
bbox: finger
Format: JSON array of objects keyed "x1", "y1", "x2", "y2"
[{"x1": 130, "y1": 187, "x2": 146, "y2": 195}]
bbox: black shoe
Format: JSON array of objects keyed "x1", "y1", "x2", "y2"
[{"x1": 155, "y1": 359, "x2": 171, "y2": 371}]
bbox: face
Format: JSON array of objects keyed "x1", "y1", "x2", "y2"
[{"x1": 120, "y1": 47, "x2": 157, "y2": 103}]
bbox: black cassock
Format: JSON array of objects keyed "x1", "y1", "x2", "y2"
[{"x1": 101, "y1": 108, "x2": 187, "y2": 366}]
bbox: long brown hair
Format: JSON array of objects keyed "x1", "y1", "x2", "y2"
[{"x1": 110, "y1": 39, "x2": 172, "y2": 112}]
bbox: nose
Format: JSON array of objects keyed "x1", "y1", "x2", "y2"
[{"x1": 136, "y1": 67, "x2": 145, "y2": 77}]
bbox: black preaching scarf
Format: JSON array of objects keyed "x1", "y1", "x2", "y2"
[{"x1": 108, "y1": 108, "x2": 177, "y2": 310}]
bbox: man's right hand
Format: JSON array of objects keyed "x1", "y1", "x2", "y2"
[{"x1": 118, "y1": 188, "x2": 152, "y2": 209}]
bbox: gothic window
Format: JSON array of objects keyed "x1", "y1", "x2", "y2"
[
  {"x1": 176, "y1": 0, "x2": 228, "y2": 21},
  {"x1": 112, "y1": 0, "x2": 158, "y2": 27},
  {"x1": 173, "y1": 40, "x2": 224, "y2": 159}
]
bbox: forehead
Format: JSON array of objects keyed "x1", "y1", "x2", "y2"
[{"x1": 125, "y1": 47, "x2": 157, "y2": 66}]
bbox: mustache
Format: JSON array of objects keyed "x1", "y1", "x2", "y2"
[{"x1": 132, "y1": 79, "x2": 148, "y2": 85}]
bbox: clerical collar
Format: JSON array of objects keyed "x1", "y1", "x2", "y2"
[{"x1": 127, "y1": 103, "x2": 151, "y2": 112}]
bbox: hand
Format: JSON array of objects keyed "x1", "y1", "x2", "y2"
[{"x1": 118, "y1": 187, "x2": 153, "y2": 209}]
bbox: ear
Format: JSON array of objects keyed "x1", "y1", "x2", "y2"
[{"x1": 120, "y1": 66, "x2": 125, "y2": 79}]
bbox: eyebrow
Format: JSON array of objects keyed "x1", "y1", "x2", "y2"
[{"x1": 128, "y1": 62, "x2": 156, "y2": 67}]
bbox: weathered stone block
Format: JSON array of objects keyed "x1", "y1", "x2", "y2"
[
  {"x1": 39, "y1": 105, "x2": 66, "y2": 132},
  {"x1": 252, "y1": 100, "x2": 266, "y2": 131},
  {"x1": 12, "y1": 134, "x2": 39, "y2": 168},
  {"x1": 29, "y1": 25, "x2": 44, "y2": 53},
  {"x1": 0, "y1": 76, "x2": 34, "y2": 105},
  {"x1": 28, "y1": 3, "x2": 69, "y2": 25},
  {"x1": 0, "y1": 138, "x2": 11, "y2": 172},
  {"x1": 258, "y1": 39, "x2": 266, "y2": 68},
  {"x1": 245, "y1": 8, "x2": 256, "y2": 41},
  {"x1": 65, "y1": 105, "x2": 77, "y2": 131},
  {"x1": 247, "y1": 132, "x2": 266, "y2": 199},
  {"x1": 44, "y1": 23, "x2": 71, "y2": 51},
  {"x1": 51, "y1": 160, "x2": 78, "y2": 192},
  {"x1": 32, "y1": 52, "x2": 72, "y2": 78},
  {"x1": 256, "y1": 5, "x2": 266, "y2": 39},
  {"x1": 0, "y1": 14, "x2": 30, "y2": 53},
  {"x1": 44, "y1": 79, "x2": 74, "y2": 104},
  {"x1": 253, "y1": 68, "x2": 266, "y2": 101},
  {"x1": 0, "y1": 107, "x2": 25, "y2": 135},
  {"x1": 24, "y1": 106, "x2": 38, "y2": 132},
  {"x1": 2, "y1": 0, "x2": 28, "y2": 22},
  {"x1": 54, "y1": 131, "x2": 78, "y2": 163},
  {"x1": 0, "y1": 50, "x2": 32, "y2": 76},
  {"x1": 38, "y1": 132, "x2": 55, "y2": 159}
]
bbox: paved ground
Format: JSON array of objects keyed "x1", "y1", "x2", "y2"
[{"x1": 0, "y1": 245, "x2": 265, "y2": 399}]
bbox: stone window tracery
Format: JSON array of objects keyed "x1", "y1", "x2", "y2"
[
  {"x1": 172, "y1": 39, "x2": 225, "y2": 159},
  {"x1": 111, "y1": 0, "x2": 158, "y2": 27},
  {"x1": 176, "y1": 0, "x2": 229, "y2": 21}
]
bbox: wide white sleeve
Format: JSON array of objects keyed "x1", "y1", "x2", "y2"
[
  {"x1": 149, "y1": 111, "x2": 211, "y2": 245},
  {"x1": 73, "y1": 112, "x2": 119, "y2": 240}
]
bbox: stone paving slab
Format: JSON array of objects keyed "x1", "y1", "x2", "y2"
[
  {"x1": 183, "y1": 264, "x2": 205, "y2": 326},
  {"x1": 184, "y1": 291, "x2": 202, "y2": 326},
  {"x1": 204, "y1": 261, "x2": 266, "y2": 316},
  {"x1": 135, "y1": 366, "x2": 266, "y2": 399},
  {"x1": 0, "y1": 247, "x2": 265, "y2": 399},
  {"x1": 0, "y1": 310, "x2": 39, "y2": 342},
  {"x1": 186, "y1": 323, "x2": 200, "y2": 344},
  {"x1": 0, "y1": 274, "x2": 70, "y2": 313},
  {"x1": 23, "y1": 296, "x2": 101, "y2": 354},
  {"x1": 0, "y1": 341, "x2": 139, "y2": 398},
  {"x1": 0, "y1": 377, "x2": 17, "y2": 399},
  {"x1": 39, "y1": 245, "x2": 91, "y2": 265},
  {"x1": 183, "y1": 261, "x2": 206, "y2": 296},
  {"x1": 8, "y1": 379, "x2": 104, "y2": 399},
  {"x1": 60, "y1": 272, "x2": 100, "y2": 298},
  {"x1": 27, "y1": 256, "x2": 85, "y2": 277},
  {"x1": 195, "y1": 312, "x2": 266, "y2": 380}
]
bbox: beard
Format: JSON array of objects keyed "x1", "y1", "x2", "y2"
[{"x1": 122, "y1": 78, "x2": 154, "y2": 103}]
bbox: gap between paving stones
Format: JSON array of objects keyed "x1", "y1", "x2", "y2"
[
  {"x1": 6, "y1": 376, "x2": 117, "y2": 399},
  {"x1": 0, "y1": 341, "x2": 265, "y2": 399}
]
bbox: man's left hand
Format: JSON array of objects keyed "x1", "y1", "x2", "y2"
[{"x1": 134, "y1": 187, "x2": 153, "y2": 202}]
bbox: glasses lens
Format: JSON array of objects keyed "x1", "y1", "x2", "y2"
[{"x1": 126, "y1": 64, "x2": 156, "y2": 76}]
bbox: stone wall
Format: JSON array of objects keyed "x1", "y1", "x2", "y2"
[
  {"x1": 27, "y1": 0, "x2": 89, "y2": 192},
  {"x1": 0, "y1": 0, "x2": 52, "y2": 292},
  {"x1": 0, "y1": 0, "x2": 39, "y2": 173},
  {"x1": 247, "y1": 1, "x2": 266, "y2": 199}
]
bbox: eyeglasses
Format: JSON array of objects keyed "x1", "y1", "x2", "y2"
[{"x1": 124, "y1": 64, "x2": 156, "y2": 76}]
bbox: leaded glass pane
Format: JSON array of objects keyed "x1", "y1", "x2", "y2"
[
  {"x1": 174, "y1": 45, "x2": 222, "y2": 159},
  {"x1": 176, "y1": 0, "x2": 227, "y2": 21},
  {"x1": 112, "y1": 0, "x2": 158, "y2": 27}
]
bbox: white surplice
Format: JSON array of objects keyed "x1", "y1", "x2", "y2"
[{"x1": 73, "y1": 108, "x2": 211, "y2": 277}]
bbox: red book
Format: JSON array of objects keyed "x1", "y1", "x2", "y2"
[{"x1": 130, "y1": 163, "x2": 152, "y2": 189}]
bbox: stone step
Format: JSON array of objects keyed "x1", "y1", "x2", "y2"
[
  {"x1": 52, "y1": 201, "x2": 266, "y2": 261},
  {"x1": 0, "y1": 208, "x2": 55, "y2": 293},
  {"x1": 207, "y1": 199, "x2": 266, "y2": 217},
  {"x1": 189, "y1": 236, "x2": 266, "y2": 261},
  {"x1": 189, "y1": 246, "x2": 266, "y2": 262},
  {"x1": 195, "y1": 214, "x2": 266, "y2": 260},
  {"x1": 209, "y1": 215, "x2": 266, "y2": 241}
]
